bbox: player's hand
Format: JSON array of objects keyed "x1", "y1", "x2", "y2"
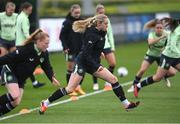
[
  {"x1": 63, "y1": 49, "x2": 69, "y2": 54},
  {"x1": 97, "y1": 66, "x2": 104, "y2": 72},
  {"x1": 101, "y1": 52, "x2": 105, "y2": 59},
  {"x1": 52, "y1": 76, "x2": 60, "y2": 87},
  {"x1": 160, "y1": 35, "x2": 167, "y2": 39}
]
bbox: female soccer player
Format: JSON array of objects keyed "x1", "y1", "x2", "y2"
[
  {"x1": 134, "y1": 18, "x2": 180, "y2": 97},
  {"x1": 0, "y1": 29, "x2": 60, "y2": 116},
  {"x1": 92, "y1": 4, "x2": 116, "y2": 91},
  {"x1": 16, "y1": 2, "x2": 45, "y2": 88},
  {"x1": 0, "y1": 2, "x2": 17, "y2": 72},
  {"x1": 39, "y1": 14, "x2": 139, "y2": 114},
  {"x1": 59, "y1": 4, "x2": 85, "y2": 96},
  {"x1": 127, "y1": 19, "x2": 176, "y2": 93}
]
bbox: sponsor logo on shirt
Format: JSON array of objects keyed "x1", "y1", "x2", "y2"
[
  {"x1": 40, "y1": 57, "x2": 45, "y2": 63},
  {"x1": 88, "y1": 41, "x2": 93, "y2": 44},
  {"x1": 29, "y1": 58, "x2": 34, "y2": 62},
  {"x1": 16, "y1": 50, "x2": 19, "y2": 54}
]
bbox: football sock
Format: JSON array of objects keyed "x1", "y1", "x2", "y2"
[
  {"x1": 48, "y1": 88, "x2": 68, "y2": 103},
  {"x1": 0, "y1": 93, "x2": 14, "y2": 105},
  {"x1": 140, "y1": 76, "x2": 154, "y2": 88}
]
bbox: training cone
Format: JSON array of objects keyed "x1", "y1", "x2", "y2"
[
  {"x1": 19, "y1": 108, "x2": 30, "y2": 114},
  {"x1": 33, "y1": 68, "x2": 44, "y2": 75},
  {"x1": 70, "y1": 96, "x2": 79, "y2": 101}
]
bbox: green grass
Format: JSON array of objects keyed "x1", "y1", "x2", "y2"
[{"x1": 0, "y1": 42, "x2": 180, "y2": 123}]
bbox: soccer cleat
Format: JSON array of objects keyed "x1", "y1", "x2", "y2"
[
  {"x1": 75, "y1": 87, "x2": 86, "y2": 95},
  {"x1": 127, "y1": 85, "x2": 134, "y2": 93},
  {"x1": 134, "y1": 84, "x2": 140, "y2": 98},
  {"x1": 39, "y1": 101, "x2": 47, "y2": 115},
  {"x1": 93, "y1": 83, "x2": 99, "y2": 90},
  {"x1": 164, "y1": 78, "x2": 171, "y2": 88},
  {"x1": 33, "y1": 82, "x2": 45, "y2": 88},
  {"x1": 125, "y1": 101, "x2": 140, "y2": 111}
]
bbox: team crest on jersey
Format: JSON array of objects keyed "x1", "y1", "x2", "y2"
[
  {"x1": 29, "y1": 58, "x2": 34, "y2": 62},
  {"x1": 88, "y1": 41, "x2": 92, "y2": 44},
  {"x1": 40, "y1": 58, "x2": 45, "y2": 63},
  {"x1": 144, "y1": 55, "x2": 149, "y2": 60},
  {"x1": 78, "y1": 68, "x2": 83, "y2": 74},
  {"x1": 68, "y1": 55, "x2": 73, "y2": 59},
  {"x1": 165, "y1": 63, "x2": 169, "y2": 68},
  {"x1": 7, "y1": 75, "x2": 13, "y2": 82}
]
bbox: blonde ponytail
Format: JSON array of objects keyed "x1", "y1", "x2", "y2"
[
  {"x1": 73, "y1": 17, "x2": 96, "y2": 33},
  {"x1": 73, "y1": 14, "x2": 107, "y2": 33}
]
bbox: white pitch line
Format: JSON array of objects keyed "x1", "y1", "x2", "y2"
[{"x1": 0, "y1": 80, "x2": 133, "y2": 121}]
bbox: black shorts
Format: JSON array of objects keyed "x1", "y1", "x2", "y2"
[
  {"x1": 159, "y1": 54, "x2": 180, "y2": 70},
  {"x1": 102, "y1": 48, "x2": 112, "y2": 55},
  {"x1": 1, "y1": 65, "x2": 25, "y2": 88},
  {"x1": 65, "y1": 53, "x2": 78, "y2": 62},
  {"x1": 0, "y1": 38, "x2": 15, "y2": 50},
  {"x1": 73, "y1": 61, "x2": 101, "y2": 76},
  {"x1": 144, "y1": 54, "x2": 160, "y2": 65}
]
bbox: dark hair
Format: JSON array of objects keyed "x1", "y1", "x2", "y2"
[
  {"x1": 161, "y1": 18, "x2": 180, "y2": 32},
  {"x1": 170, "y1": 19, "x2": 180, "y2": 32},
  {"x1": 66, "y1": 4, "x2": 81, "y2": 18},
  {"x1": 20, "y1": 2, "x2": 32, "y2": 12}
]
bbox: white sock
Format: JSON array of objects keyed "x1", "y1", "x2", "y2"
[
  {"x1": 105, "y1": 82, "x2": 111, "y2": 86},
  {"x1": 32, "y1": 81, "x2": 38, "y2": 85},
  {"x1": 44, "y1": 99, "x2": 50, "y2": 107},
  {"x1": 122, "y1": 99, "x2": 130, "y2": 107},
  {"x1": 137, "y1": 83, "x2": 141, "y2": 88}
]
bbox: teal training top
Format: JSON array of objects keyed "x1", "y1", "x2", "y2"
[
  {"x1": 16, "y1": 11, "x2": 30, "y2": 46},
  {"x1": 146, "y1": 30, "x2": 169, "y2": 57},
  {"x1": 104, "y1": 18, "x2": 115, "y2": 51},
  {"x1": 162, "y1": 25, "x2": 180, "y2": 58},
  {"x1": 0, "y1": 12, "x2": 18, "y2": 41}
]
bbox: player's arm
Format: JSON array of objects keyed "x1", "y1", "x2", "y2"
[
  {"x1": 170, "y1": 30, "x2": 180, "y2": 53},
  {"x1": 107, "y1": 19, "x2": 115, "y2": 51},
  {"x1": 0, "y1": 46, "x2": 28, "y2": 65},
  {"x1": 21, "y1": 17, "x2": 30, "y2": 39},
  {"x1": 41, "y1": 51, "x2": 60, "y2": 86},
  {"x1": 148, "y1": 32, "x2": 166, "y2": 45},
  {"x1": 59, "y1": 21, "x2": 70, "y2": 52}
]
